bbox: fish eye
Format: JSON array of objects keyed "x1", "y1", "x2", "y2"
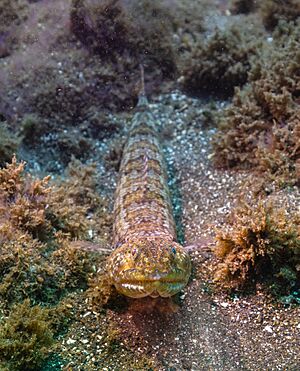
[{"x1": 171, "y1": 247, "x2": 176, "y2": 254}]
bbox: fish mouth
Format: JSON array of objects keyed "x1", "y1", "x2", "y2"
[{"x1": 114, "y1": 274, "x2": 188, "y2": 298}]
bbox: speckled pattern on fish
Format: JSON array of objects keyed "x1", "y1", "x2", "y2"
[{"x1": 107, "y1": 92, "x2": 191, "y2": 298}]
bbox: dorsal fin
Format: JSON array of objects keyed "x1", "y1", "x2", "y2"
[{"x1": 137, "y1": 64, "x2": 148, "y2": 107}]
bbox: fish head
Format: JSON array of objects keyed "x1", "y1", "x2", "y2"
[{"x1": 107, "y1": 237, "x2": 191, "y2": 298}]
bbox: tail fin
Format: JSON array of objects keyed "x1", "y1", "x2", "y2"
[{"x1": 137, "y1": 64, "x2": 148, "y2": 106}]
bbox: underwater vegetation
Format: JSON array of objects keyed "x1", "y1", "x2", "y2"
[
  {"x1": 229, "y1": 0, "x2": 257, "y2": 15},
  {"x1": 0, "y1": 0, "x2": 28, "y2": 57},
  {"x1": 180, "y1": 23, "x2": 262, "y2": 97},
  {"x1": 229, "y1": 0, "x2": 300, "y2": 30},
  {"x1": 260, "y1": 0, "x2": 300, "y2": 30},
  {"x1": 0, "y1": 299, "x2": 54, "y2": 370},
  {"x1": 0, "y1": 156, "x2": 113, "y2": 368},
  {"x1": 213, "y1": 20, "x2": 300, "y2": 187},
  {"x1": 70, "y1": 0, "x2": 177, "y2": 76},
  {"x1": 0, "y1": 156, "x2": 109, "y2": 306},
  {"x1": 214, "y1": 199, "x2": 300, "y2": 298},
  {"x1": 32, "y1": 0, "x2": 177, "y2": 118},
  {"x1": 0, "y1": 123, "x2": 19, "y2": 167},
  {"x1": 205, "y1": 9, "x2": 300, "y2": 298}
]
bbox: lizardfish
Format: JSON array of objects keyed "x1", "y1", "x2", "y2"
[{"x1": 106, "y1": 67, "x2": 191, "y2": 298}]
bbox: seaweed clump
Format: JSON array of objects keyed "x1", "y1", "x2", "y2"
[
  {"x1": 20, "y1": 114, "x2": 93, "y2": 166},
  {"x1": 70, "y1": 0, "x2": 177, "y2": 76},
  {"x1": 180, "y1": 24, "x2": 261, "y2": 97},
  {"x1": 48, "y1": 158, "x2": 112, "y2": 241},
  {"x1": 259, "y1": 0, "x2": 300, "y2": 30},
  {"x1": 214, "y1": 200, "x2": 300, "y2": 298},
  {"x1": 0, "y1": 123, "x2": 19, "y2": 166},
  {"x1": 70, "y1": 0, "x2": 131, "y2": 58},
  {"x1": 213, "y1": 21, "x2": 300, "y2": 186},
  {"x1": 0, "y1": 156, "x2": 113, "y2": 367},
  {"x1": 229, "y1": 0, "x2": 257, "y2": 14},
  {"x1": 0, "y1": 156, "x2": 110, "y2": 306},
  {"x1": 0, "y1": 299, "x2": 54, "y2": 370},
  {"x1": 0, "y1": 0, "x2": 28, "y2": 57}
]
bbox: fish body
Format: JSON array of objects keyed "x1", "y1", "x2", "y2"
[{"x1": 107, "y1": 88, "x2": 191, "y2": 298}]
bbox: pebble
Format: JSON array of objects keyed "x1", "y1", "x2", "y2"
[
  {"x1": 66, "y1": 338, "x2": 77, "y2": 345},
  {"x1": 264, "y1": 325, "x2": 273, "y2": 333}
]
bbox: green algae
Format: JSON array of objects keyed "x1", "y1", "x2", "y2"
[
  {"x1": 213, "y1": 20, "x2": 300, "y2": 187},
  {"x1": 0, "y1": 300, "x2": 54, "y2": 370},
  {"x1": 181, "y1": 23, "x2": 262, "y2": 97}
]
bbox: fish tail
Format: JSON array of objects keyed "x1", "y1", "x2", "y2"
[{"x1": 138, "y1": 64, "x2": 148, "y2": 107}]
